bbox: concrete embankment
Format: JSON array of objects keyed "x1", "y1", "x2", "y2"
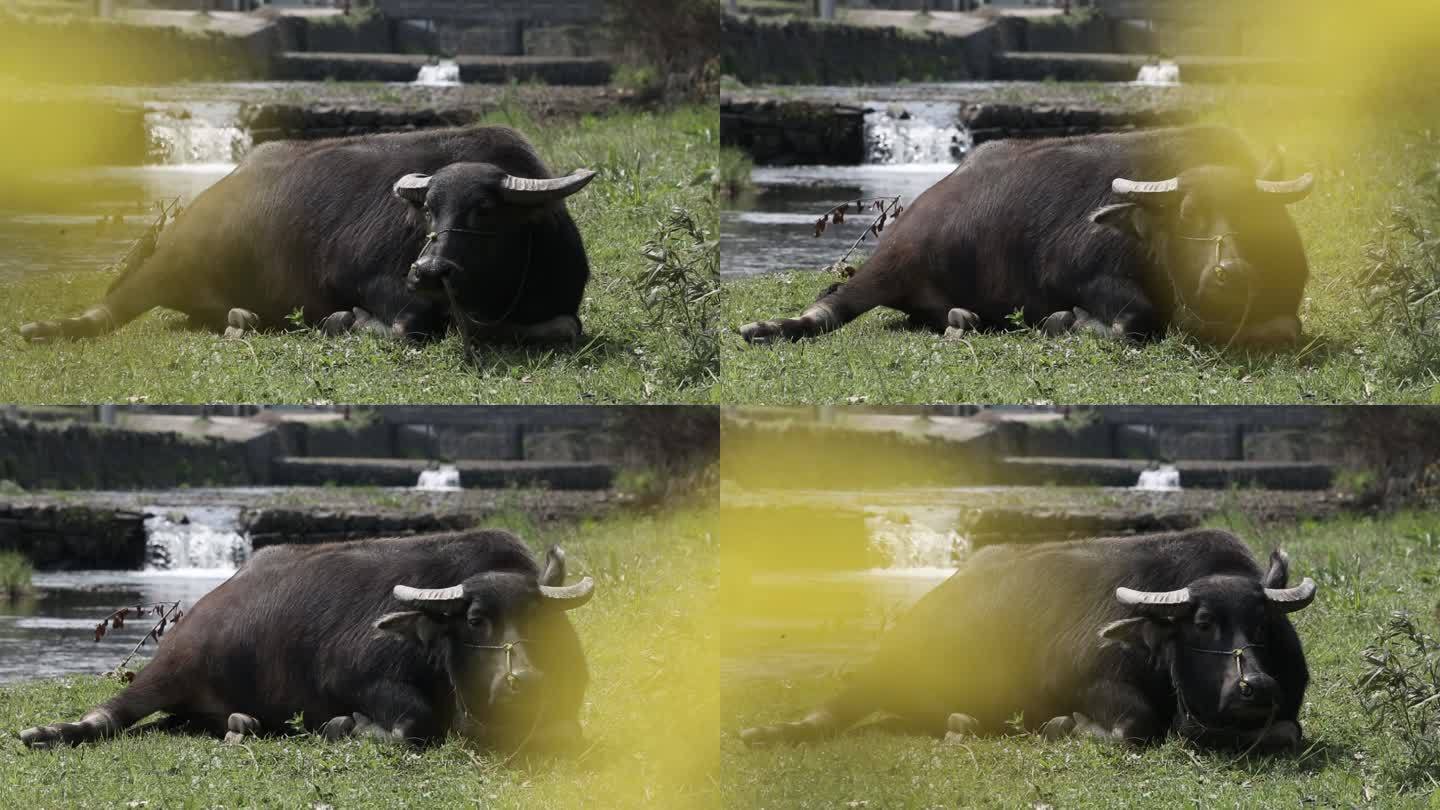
[
  {"x1": 270, "y1": 458, "x2": 614, "y2": 490},
  {"x1": 272, "y1": 53, "x2": 611, "y2": 84},
  {"x1": 723, "y1": 11, "x2": 1298, "y2": 87},
  {"x1": 0, "y1": 486, "x2": 619, "y2": 571},
  {"x1": 723, "y1": 95, "x2": 1196, "y2": 165}
]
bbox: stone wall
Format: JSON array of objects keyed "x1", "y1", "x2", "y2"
[
  {"x1": 0, "y1": 12, "x2": 279, "y2": 84},
  {"x1": 721, "y1": 14, "x2": 1000, "y2": 85},
  {"x1": 721, "y1": 99, "x2": 865, "y2": 165},
  {"x1": 720, "y1": 97, "x2": 1193, "y2": 165},
  {"x1": 0, "y1": 420, "x2": 266, "y2": 491},
  {"x1": 269, "y1": 52, "x2": 612, "y2": 84},
  {"x1": 0, "y1": 503, "x2": 147, "y2": 570}
]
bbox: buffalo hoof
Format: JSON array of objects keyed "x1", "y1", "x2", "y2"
[
  {"x1": 224, "y1": 308, "x2": 260, "y2": 340},
  {"x1": 946, "y1": 308, "x2": 981, "y2": 333},
  {"x1": 1040, "y1": 310, "x2": 1077, "y2": 336},
  {"x1": 19, "y1": 722, "x2": 89, "y2": 748},
  {"x1": 945, "y1": 713, "x2": 980, "y2": 737},
  {"x1": 1040, "y1": 715, "x2": 1076, "y2": 740},
  {"x1": 18, "y1": 725, "x2": 61, "y2": 749},
  {"x1": 320, "y1": 715, "x2": 356, "y2": 741},
  {"x1": 18, "y1": 321, "x2": 61, "y2": 343},
  {"x1": 739, "y1": 320, "x2": 780, "y2": 344},
  {"x1": 320, "y1": 310, "x2": 357, "y2": 337},
  {"x1": 225, "y1": 713, "x2": 261, "y2": 744}
]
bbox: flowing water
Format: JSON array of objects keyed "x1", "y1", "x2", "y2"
[
  {"x1": 414, "y1": 60, "x2": 462, "y2": 87},
  {"x1": 1135, "y1": 464, "x2": 1182, "y2": 491},
  {"x1": 0, "y1": 505, "x2": 248, "y2": 682},
  {"x1": 1134, "y1": 61, "x2": 1181, "y2": 87},
  {"x1": 416, "y1": 464, "x2": 462, "y2": 492},
  {"x1": 721, "y1": 95, "x2": 966, "y2": 280},
  {"x1": 1, "y1": 93, "x2": 240, "y2": 287},
  {"x1": 722, "y1": 497, "x2": 963, "y2": 687}
]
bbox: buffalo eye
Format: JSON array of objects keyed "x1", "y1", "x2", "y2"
[
  {"x1": 467, "y1": 615, "x2": 492, "y2": 636},
  {"x1": 1193, "y1": 613, "x2": 1213, "y2": 632}
]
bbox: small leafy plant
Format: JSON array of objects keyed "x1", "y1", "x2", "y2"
[
  {"x1": 1357, "y1": 611, "x2": 1440, "y2": 791},
  {"x1": 810, "y1": 196, "x2": 904, "y2": 279},
  {"x1": 94, "y1": 601, "x2": 185, "y2": 681},
  {"x1": 635, "y1": 205, "x2": 720, "y2": 389},
  {"x1": 0, "y1": 551, "x2": 32, "y2": 601},
  {"x1": 1358, "y1": 168, "x2": 1440, "y2": 384}
]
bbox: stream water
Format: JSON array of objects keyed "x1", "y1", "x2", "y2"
[
  {"x1": 0, "y1": 503, "x2": 250, "y2": 683},
  {"x1": 722, "y1": 498, "x2": 963, "y2": 687},
  {"x1": 721, "y1": 94, "x2": 968, "y2": 279}
]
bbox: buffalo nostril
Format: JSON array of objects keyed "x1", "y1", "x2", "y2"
[{"x1": 1239, "y1": 680, "x2": 1253, "y2": 698}]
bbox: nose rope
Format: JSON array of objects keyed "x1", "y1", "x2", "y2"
[
  {"x1": 461, "y1": 637, "x2": 547, "y2": 760},
  {"x1": 1169, "y1": 232, "x2": 1253, "y2": 346},
  {"x1": 464, "y1": 639, "x2": 532, "y2": 689},
  {"x1": 413, "y1": 225, "x2": 534, "y2": 360},
  {"x1": 1188, "y1": 642, "x2": 1266, "y2": 696}
]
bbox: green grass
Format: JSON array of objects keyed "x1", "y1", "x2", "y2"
[
  {"x1": 0, "y1": 106, "x2": 718, "y2": 404},
  {"x1": 722, "y1": 511, "x2": 1440, "y2": 808},
  {"x1": 0, "y1": 504, "x2": 719, "y2": 809},
  {"x1": 0, "y1": 551, "x2": 32, "y2": 600},
  {"x1": 720, "y1": 99, "x2": 1440, "y2": 405}
]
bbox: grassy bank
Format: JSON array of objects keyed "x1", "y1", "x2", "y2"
[
  {"x1": 0, "y1": 105, "x2": 718, "y2": 404},
  {"x1": 722, "y1": 510, "x2": 1440, "y2": 808},
  {"x1": 720, "y1": 93, "x2": 1440, "y2": 405},
  {"x1": 0, "y1": 504, "x2": 719, "y2": 809}
]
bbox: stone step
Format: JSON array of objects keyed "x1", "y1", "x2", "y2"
[
  {"x1": 272, "y1": 52, "x2": 612, "y2": 85},
  {"x1": 997, "y1": 457, "x2": 1333, "y2": 490},
  {"x1": 270, "y1": 457, "x2": 614, "y2": 490}
]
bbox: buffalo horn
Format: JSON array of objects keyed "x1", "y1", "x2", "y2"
[
  {"x1": 392, "y1": 583, "x2": 467, "y2": 614},
  {"x1": 500, "y1": 169, "x2": 596, "y2": 205},
  {"x1": 393, "y1": 173, "x2": 432, "y2": 203},
  {"x1": 1264, "y1": 577, "x2": 1317, "y2": 613},
  {"x1": 1115, "y1": 585, "x2": 1192, "y2": 616},
  {"x1": 1254, "y1": 173, "x2": 1314, "y2": 204},
  {"x1": 539, "y1": 576, "x2": 594, "y2": 610},
  {"x1": 1111, "y1": 177, "x2": 1181, "y2": 200}
]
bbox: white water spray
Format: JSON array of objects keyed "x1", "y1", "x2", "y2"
[
  {"x1": 1135, "y1": 464, "x2": 1182, "y2": 491},
  {"x1": 1134, "y1": 60, "x2": 1181, "y2": 87},
  {"x1": 863, "y1": 102, "x2": 970, "y2": 165},
  {"x1": 145, "y1": 102, "x2": 251, "y2": 165},
  {"x1": 143, "y1": 506, "x2": 250, "y2": 573},
  {"x1": 414, "y1": 60, "x2": 462, "y2": 87},
  {"x1": 416, "y1": 464, "x2": 462, "y2": 491},
  {"x1": 866, "y1": 509, "x2": 966, "y2": 569}
]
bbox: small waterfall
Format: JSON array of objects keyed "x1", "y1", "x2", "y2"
[
  {"x1": 866, "y1": 509, "x2": 966, "y2": 570},
  {"x1": 1134, "y1": 60, "x2": 1181, "y2": 86},
  {"x1": 1135, "y1": 464, "x2": 1182, "y2": 491},
  {"x1": 144, "y1": 506, "x2": 250, "y2": 573},
  {"x1": 414, "y1": 60, "x2": 462, "y2": 87},
  {"x1": 863, "y1": 102, "x2": 970, "y2": 165},
  {"x1": 416, "y1": 464, "x2": 462, "y2": 491},
  {"x1": 145, "y1": 102, "x2": 250, "y2": 166}
]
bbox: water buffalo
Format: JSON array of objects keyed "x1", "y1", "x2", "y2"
[
  {"x1": 740, "y1": 126, "x2": 1314, "y2": 346},
  {"x1": 19, "y1": 126, "x2": 594, "y2": 344},
  {"x1": 18, "y1": 529, "x2": 594, "y2": 750},
  {"x1": 740, "y1": 529, "x2": 1316, "y2": 751}
]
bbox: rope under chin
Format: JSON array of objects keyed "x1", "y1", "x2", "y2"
[
  {"x1": 1166, "y1": 232, "x2": 1254, "y2": 349},
  {"x1": 417, "y1": 226, "x2": 534, "y2": 361},
  {"x1": 1170, "y1": 642, "x2": 1279, "y2": 753}
]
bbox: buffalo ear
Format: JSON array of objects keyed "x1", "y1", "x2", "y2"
[
  {"x1": 393, "y1": 173, "x2": 432, "y2": 205},
  {"x1": 1099, "y1": 616, "x2": 1174, "y2": 656},
  {"x1": 1263, "y1": 550, "x2": 1290, "y2": 589},
  {"x1": 375, "y1": 610, "x2": 444, "y2": 646},
  {"x1": 542, "y1": 546, "x2": 567, "y2": 587},
  {"x1": 1089, "y1": 202, "x2": 1149, "y2": 241}
]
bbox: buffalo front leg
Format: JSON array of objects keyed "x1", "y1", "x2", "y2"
[
  {"x1": 739, "y1": 271, "x2": 897, "y2": 344},
  {"x1": 18, "y1": 707, "x2": 122, "y2": 749}
]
